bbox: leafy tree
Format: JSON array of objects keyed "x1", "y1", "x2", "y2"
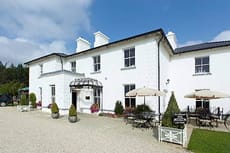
[
  {"x1": 69, "y1": 104, "x2": 77, "y2": 116},
  {"x1": 51, "y1": 102, "x2": 59, "y2": 113},
  {"x1": 162, "y1": 91, "x2": 180, "y2": 128},
  {"x1": 135, "y1": 104, "x2": 152, "y2": 114}
]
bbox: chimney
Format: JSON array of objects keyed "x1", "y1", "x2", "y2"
[
  {"x1": 76, "y1": 37, "x2": 91, "y2": 52},
  {"x1": 94, "y1": 31, "x2": 109, "y2": 47},
  {"x1": 166, "y1": 31, "x2": 177, "y2": 49}
]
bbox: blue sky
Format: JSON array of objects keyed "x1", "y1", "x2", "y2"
[{"x1": 0, "y1": 0, "x2": 230, "y2": 64}]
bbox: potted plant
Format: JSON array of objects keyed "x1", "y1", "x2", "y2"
[
  {"x1": 29, "y1": 93, "x2": 37, "y2": 109},
  {"x1": 90, "y1": 103, "x2": 99, "y2": 113},
  {"x1": 159, "y1": 92, "x2": 187, "y2": 147},
  {"x1": 51, "y1": 102, "x2": 59, "y2": 119},
  {"x1": 17, "y1": 94, "x2": 29, "y2": 112},
  {"x1": 68, "y1": 104, "x2": 78, "y2": 123},
  {"x1": 114, "y1": 100, "x2": 124, "y2": 116}
]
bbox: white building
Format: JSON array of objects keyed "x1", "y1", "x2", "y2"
[{"x1": 25, "y1": 29, "x2": 230, "y2": 115}]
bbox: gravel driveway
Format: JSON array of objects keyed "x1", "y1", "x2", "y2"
[{"x1": 0, "y1": 107, "x2": 189, "y2": 153}]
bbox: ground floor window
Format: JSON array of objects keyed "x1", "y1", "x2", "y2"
[
  {"x1": 124, "y1": 84, "x2": 136, "y2": 108},
  {"x1": 196, "y1": 99, "x2": 209, "y2": 110},
  {"x1": 50, "y1": 85, "x2": 55, "y2": 103},
  {"x1": 94, "y1": 88, "x2": 101, "y2": 107}
]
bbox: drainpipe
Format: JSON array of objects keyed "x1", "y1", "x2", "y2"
[{"x1": 157, "y1": 35, "x2": 163, "y2": 123}]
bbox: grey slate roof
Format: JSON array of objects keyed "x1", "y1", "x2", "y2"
[{"x1": 175, "y1": 41, "x2": 230, "y2": 54}]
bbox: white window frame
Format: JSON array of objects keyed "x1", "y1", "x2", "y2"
[
  {"x1": 124, "y1": 47, "x2": 135, "y2": 68},
  {"x1": 195, "y1": 56, "x2": 209, "y2": 74},
  {"x1": 51, "y1": 85, "x2": 55, "y2": 103},
  {"x1": 124, "y1": 84, "x2": 136, "y2": 108},
  {"x1": 71, "y1": 61, "x2": 76, "y2": 72},
  {"x1": 93, "y1": 55, "x2": 101, "y2": 72},
  {"x1": 39, "y1": 64, "x2": 43, "y2": 74}
]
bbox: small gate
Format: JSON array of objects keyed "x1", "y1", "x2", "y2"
[{"x1": 158, "y1": 125, "x2": 187, "y2": 147}]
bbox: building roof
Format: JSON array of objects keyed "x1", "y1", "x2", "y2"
[
  {"x1": 25, "y1": 53, "x2": 67, "y2": 65},
  {"x1": 175, "y1": 41, "x2": 230, "y2": 54},
  {"x1": 25, "y1": 28, "x2": 174, "y2": 64}
]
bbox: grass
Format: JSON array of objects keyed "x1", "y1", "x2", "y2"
[{"x1": 188, "y1": 128, "x2": 230, "y2": 153}]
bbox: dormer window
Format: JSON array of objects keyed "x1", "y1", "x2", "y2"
[{"x1": 195, "y1": 56, "x2": 209, "y2": 74}]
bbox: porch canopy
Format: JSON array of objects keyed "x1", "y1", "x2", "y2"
[{"x1": 69, "y1": 77, "x2": 103, "y2": 88}]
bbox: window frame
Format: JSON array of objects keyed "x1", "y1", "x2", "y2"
[
  {"x1": 71, "y1": 61, "x2": 76, "y2": 73},
  {"x1": 124, "y1": 84, "x2": 136, "y2": 108},
  {"x1": 124, "y1": 47, "x2": 135, "y2": 68},
  {"x1": 195, "y1": 56, "x2": 210, "y2": 74},
  {"x1": 39, "y1": 64, "x2": 43, "y2": 74},
  {"x1": 50, "y1": 85, "x2": 55, "y2": 103},
  {"x1": 93, "y1": 55, "x2": 101, "y2": 72}
]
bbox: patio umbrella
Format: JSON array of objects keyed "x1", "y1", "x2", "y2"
[
  {"x1": 184, "y1": 90, "x2": 230, "y2": 99},
  {"x1": 126, "y1": 87, "x2": 165, "y2": 105}
]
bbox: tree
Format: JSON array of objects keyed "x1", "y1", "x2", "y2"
[{"x1": 162, "y1": 91, "x2": 180, "y2": 128}]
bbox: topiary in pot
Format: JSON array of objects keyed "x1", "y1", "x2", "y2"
[
  {"x1": 29, "y1": 93, "x2": 37, "y2": 108},
  {"x1": 114, "y1": 100, "x2": 124, "y2": 115},
  {"x1": 68, "y1": 104, "x2": 77, "y2": 123},
  {"x1": 20, "y1": 94, "x2": 28, "y2": 105},
  {"x1": 51, "y1": 102, "x2": 59, "y2": 119},
  {"x1": 162, "y1": 91, "x2": 181, "y2": 128}
]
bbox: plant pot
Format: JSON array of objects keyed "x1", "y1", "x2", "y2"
[
  {"x1": 51, "y1": 112, "x2": 60, "y2": 119},
  {"x1": 68, "y1": 116, "x2": 77, "y2": 123}
]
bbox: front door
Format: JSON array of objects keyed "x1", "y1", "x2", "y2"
[{"x1": 72, "y1": 92, "x2": 77, "y2": 108}]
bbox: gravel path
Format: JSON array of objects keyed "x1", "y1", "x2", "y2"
[{"x1": 0, "y1": 107, "x2": 189, "y2": 153}]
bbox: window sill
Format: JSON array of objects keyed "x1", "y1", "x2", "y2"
[
  {"x1": 120, "y1": 66, "x2": 136, "y2": 71},
  {"x1": 90, "y1": 71, "x2": 101, "y2": 75},
  {"x1": 193, "y1": 72, "x2": 212, "y2": 76}
]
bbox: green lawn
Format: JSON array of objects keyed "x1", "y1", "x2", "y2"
[{"x1": 188, "y1": 129, "x2": 230, "y2": 153}]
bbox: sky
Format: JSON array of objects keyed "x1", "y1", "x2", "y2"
[{"x1": 0, "y1": 0, "x2": 230, "y2": 64}]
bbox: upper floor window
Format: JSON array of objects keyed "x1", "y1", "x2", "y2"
[
  {"x1": 124, "y1": 47, "x2": 135, "y2": 67},
  {"x1": 71, "y1": 61, "x2": 76, "y2": 72},
  {"x1": 195, "y1": 56, "x2": 209, "y2": 73},
  {"x1": 93, "y1": 55, "x2": 101, "y2": 72},
  {"x1": 39, "y1": 64, "x2": 43, "y2": 74}
]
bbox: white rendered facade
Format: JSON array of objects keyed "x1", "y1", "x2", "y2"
[{"x1": 26, "y1": 29, "x2": 230, "y2": 115}]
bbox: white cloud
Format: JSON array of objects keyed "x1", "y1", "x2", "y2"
[
  {"x1": 0, "y1": 36, "x2": 67, "y2": 65},
  {"x1": 212, "y1": 30, "x2": 230, "y2": 41},
  {"x1": 178, "y1": 30, "x2": 230, "y2": 48},
  {"x1": 178, "y1": 40, "x2": 203, "y2": 47},
  {"x1": 0, "y1": 0, "x2": 92, "y2": 41},
  {"x1": 0, "y1": 0, "x2": 92, "y2": 64}
]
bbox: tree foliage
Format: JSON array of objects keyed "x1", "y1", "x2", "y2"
[
  {"x1": 0, "y1": 61, "x2": 28, "y2": 96},
  {"x1": 162, "y1": 91, "x2": 180, "y2": 128},
  {"x1": 114, "y1": 100, "x2": 124, "y2": 115},
  {"x1": 29, "y1": 93, "x2": 37, "y2": 108}
]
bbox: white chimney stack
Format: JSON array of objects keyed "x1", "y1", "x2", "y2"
[
  {"x1": 76, "y1": 37, "x2": 91, "y2": 52},
  {"x1": 94, "y1": 31, "x2": 109, "y2": 47},
  {"x1": 166, "y1": 31, "x2": 177, "y2": 49}
]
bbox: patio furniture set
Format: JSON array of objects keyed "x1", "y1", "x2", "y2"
[{"x1": 125, "y1": 111, "x2": 158, "y2": 129}]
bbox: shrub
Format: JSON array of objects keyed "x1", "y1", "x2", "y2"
[
  {"x1": 135, "y1": 104, "x2": 152, "y2": 114},
  {"x1": 20, "y1": 94, "x2": 28, "y2": 105},
  {"x1": 51, "y1": 102, "x2": 59, "y2": 113},
  {"x1": 29, "y1": 93, "x2": 37, "y2": 108},
  {"x1": 114, "y1": 100, "x2": 124, "y2": 115},
  {"x1": 162, "y1": 91, "x2": 180, "y2": 128},
  {"x1": 69, "y1": 104, "x2": 77, "y2": 116}
]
